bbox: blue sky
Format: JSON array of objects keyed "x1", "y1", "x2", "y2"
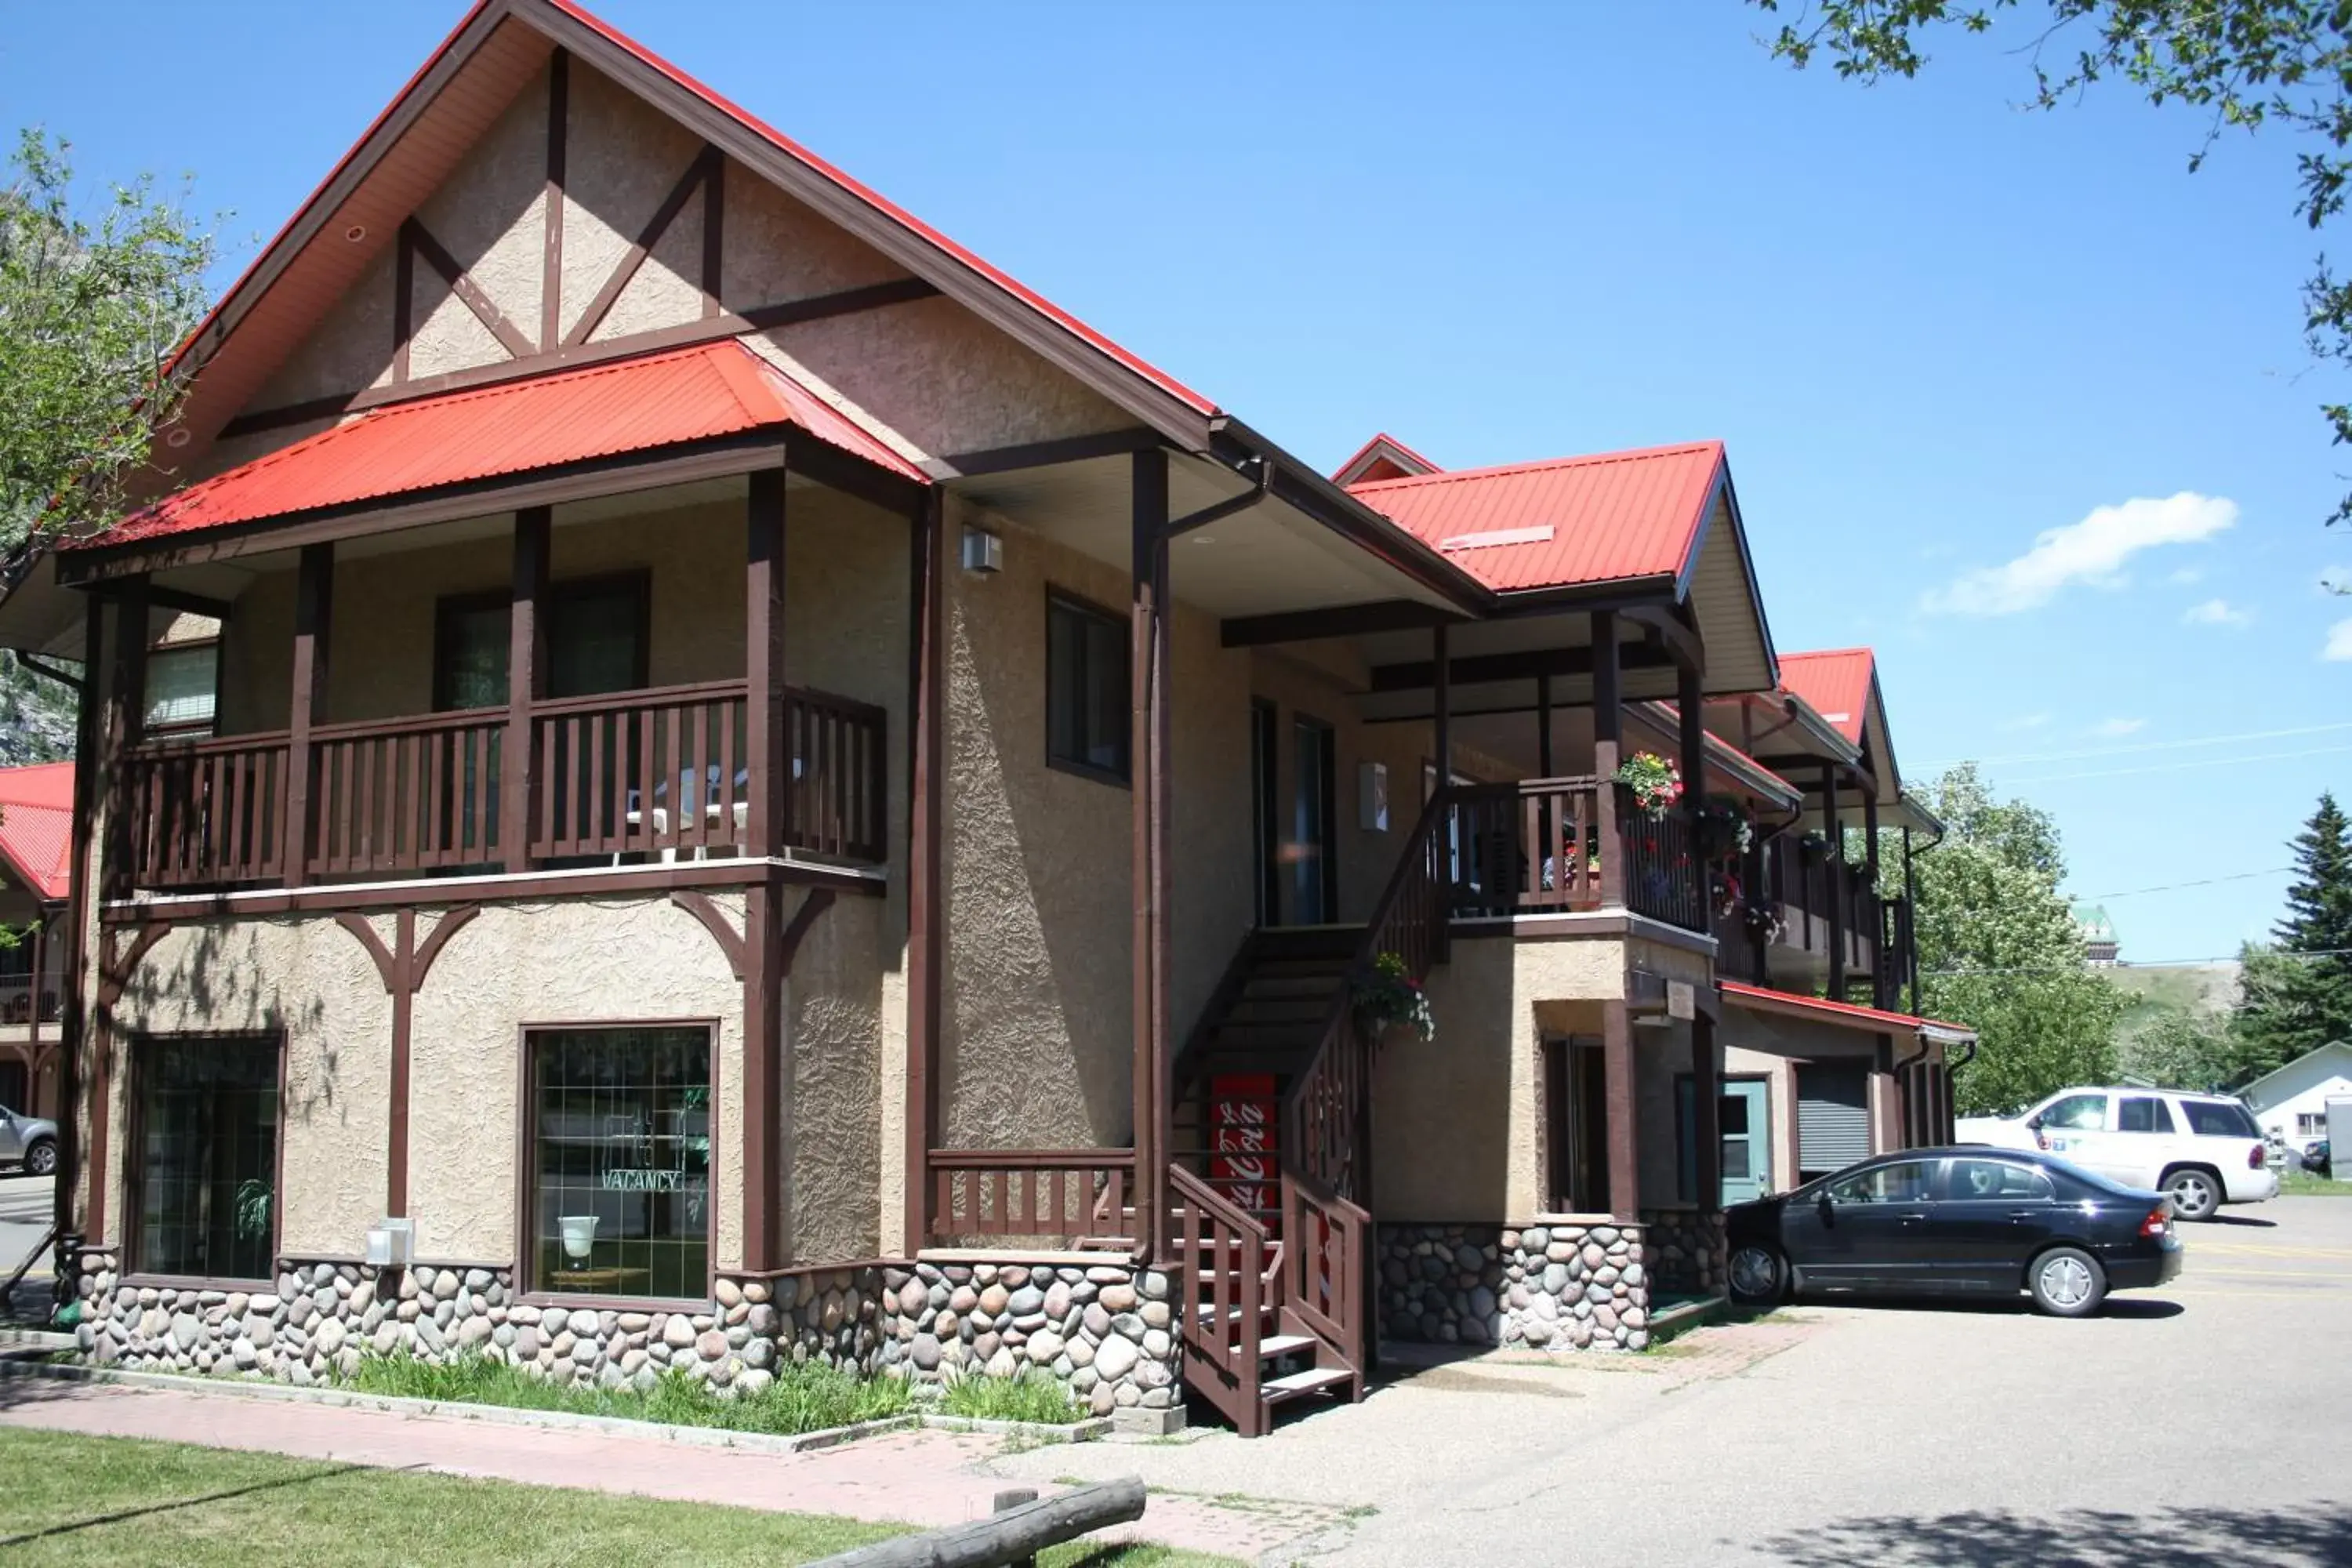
[{"x1": 5, "y1": 1, "x2": 2347, "y2": 960}]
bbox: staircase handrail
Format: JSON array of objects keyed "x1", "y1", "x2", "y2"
[{"x1": 1167, "y1": 1163, "x2": 1271, "y2": 1420}]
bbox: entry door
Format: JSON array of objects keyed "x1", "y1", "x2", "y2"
[
  {"x1": 1291, "y1": 718, "x2": 1336, "y2": 924},
  {"x1": 1719, "y1": 1081, "x2": 1770, "y2": 1203}
]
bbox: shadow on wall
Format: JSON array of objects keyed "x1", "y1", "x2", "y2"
[
  {"x1": 1371, "y1": 944, "x2": 1519, "y2": 1221},
  {"x1": 122, "y1": 922, "x2": 334, "y2": 1122},
  {"x1": 1755, "y1": 1503, "x2": 2352, "y2": 1567}
]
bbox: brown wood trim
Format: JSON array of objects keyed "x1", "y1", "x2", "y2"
[
  {"x1": 281, "y1": 544, "x2": 333, "y2": 887},
  {"x1": 387, "y1": 909, "x2": 418, "y2": 1216},
  {"x1": 412, "y1": 905, "x2": 480, "y2": 989},
  {"x1": 903, "y1": 492, "x2": 943, "y2": 1255},
  {"x1": 1128, "y1": 448, "x2": 1168, "y2": 1261},
  {"x1": 56, "y1": 607, "x2": 103, "y2": 1250},
  {"x1": 103, "y1": 855, "x2": 884, "y2": 924},
  {"x1": 146, "y1": 586, "x2": 236, "y2": 622},
  {"x1": 667, "y1": 889, "x2": 746, "y2": 981},
  {"x1": 405, "y1": 219, "x2": 536, "y2": 361},
  {"x1": 217, "y1": 280, "x2": 945, "y2": 441},
  {"x1": 1601, "y1": 999, "x2": 1637, "y2": 1222},
  {"x1": 727, "y1": 1255, "x2": 910, "y2": 1281},
  {"x1": 120, "y1": 1273, "x2": 278, "y2": 1294},
  {"x1": 701, "y1": 151, "x2": 724, "y2": 317},
  {"x1": 776, "y1": 887, "x2": 835, "y2": 975},
  {"x1": 779, "y1": 425, "x2": 928, "y2": 521},
  {"x1": 741, "y1": 879, "x2": 783, "y2": 1273},
  {"x1": 335, "y1": 912, "x2": 399, "y2": 993},
  {"x1": 518, "y1": 1291, "x2": 713, "y2": 1313},
  {"x1": 89, "y1": 920, "x2": 174, "y2": 1247},
  {"x1": 541, "y1": 48, "x2": 568, "y2": 354},
  {"x1": 931, "y1": 426, "x2": 1160, "y2": 481},
  {"x1": 1218, "y1": 598, "x2": 1461, "y2": 649},
  {"x1": 746, "y1": 468, "x2": 786, "y2": 856},
  {"x1": 503, "y1": 506, "x2": 550, "y2": 868},
  {"x1": 394, "y1": 223, "x2": 414, "y2": 386},
  {"x1": 1369, "y1": 641, "x2": 1675, "y2": 695},
  {"x1": 566, "y1": 144, "x2": 720, "y2": 348}
]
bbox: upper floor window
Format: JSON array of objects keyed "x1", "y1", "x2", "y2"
[
  {"x1": 434, "y1": 575, "x2": 649, "y2": 712},
  {"x1": 143, "y1": 641, "x2": 219, "y2": 736},
  {"x1": 1046, "y1": 590, "x2": 1127, "y2": 783}
]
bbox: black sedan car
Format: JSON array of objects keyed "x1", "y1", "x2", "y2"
[{"x1": 1725, "y1": 1147, "x2": 2182, "y2": 1317}]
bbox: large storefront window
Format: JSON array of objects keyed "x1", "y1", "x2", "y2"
[
  {"x1": 530, "y1": 1027, "x2": 710, "y2": 1299},
  {"x1": 132, "y1": 1035, "x2": 280, "y2": 1281}
]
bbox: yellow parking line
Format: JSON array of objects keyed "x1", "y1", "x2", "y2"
[
  {"x1": 2180, "y1": 1268, "x2": 2352, "y2": 1280},
  {"x1": 2193, "y1": 1243, "x2": 2352, "y2": 1258}
]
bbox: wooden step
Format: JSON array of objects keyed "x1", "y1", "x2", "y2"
[
  {"x1": 1261, "y1": 1366, "x2": 1356, "y2": 1404},
  {"x1": 1258, "y1": 1333, "x2": 1318, "y2": 1360}
]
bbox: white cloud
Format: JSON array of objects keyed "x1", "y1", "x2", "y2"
[
  {"x1": 1922, "y1": 492, "x2": 2238, "y2": 615},
  {"x1": 2002, "y1": 712, "x2": 2053, "y2": 731},
  {"x1": 2182, "y1": 597, "x2": 2251, "y2": 626},
  {"x1": 2092, "y1": 717, "x2": 2147, "y2": 738},
  {"x1": 2326, "y1": 618, "x2": 2352, "y2": 662},
  {"x1": 2169, "y1": 566, "x2": 2205, "y2": 586}
]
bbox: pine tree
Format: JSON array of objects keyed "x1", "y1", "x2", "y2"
[{"x1": 2234, "y1": 793, "x2": 2352, "y2": 1077}]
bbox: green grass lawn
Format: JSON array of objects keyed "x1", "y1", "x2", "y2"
[
  {"x1": 0, "y1": 1428, "x2": 1239, "y2": 1567},
  {"x1": 2279, "y1": 1170, "x2": 2352, "y2": 1196}
]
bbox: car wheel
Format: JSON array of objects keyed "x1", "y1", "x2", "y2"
[
  {"x1": 1727, "y1": 1243, "x2": 1787, "y2": 1308},
  {"x1": 2163, "y1": 1166, "x2": 2223, "y2": 1221},
  {"x1": 22, "y1": 1139, "x2": 55, "y2": 1177},
  {"x1": 2027, "y1": 1247, "x2": 2107, "y2": 1318}
]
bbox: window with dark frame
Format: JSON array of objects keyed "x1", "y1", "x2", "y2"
[
  {"x1": 529, "y1": 1026, "x2": 710, "y2": 1300},
  {"x1": 143, "y1": 641, "x2": 220, "y2": 736},
  {"x1": 1045, "y1": 591, "x2": 1129, "y2": 782},
  {"x1": 432, "y1": 574, "x2": 651, "y2": 713},
  {"x1": 132, "y1": 1035, "x2": 280, "y2": 1282}
]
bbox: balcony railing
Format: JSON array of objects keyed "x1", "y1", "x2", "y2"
[
  {"x1": 116, "y1": 681, "x2": 887, "y2": 894},
  {"x1": 1443, "y1": 779, "x2": 1708, "y2": 934}
]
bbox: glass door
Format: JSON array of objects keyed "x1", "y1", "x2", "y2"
[{"x1": 1291, "y1": 717, "x2": 1335, "y2": 924}]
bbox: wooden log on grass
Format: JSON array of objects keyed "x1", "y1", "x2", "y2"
[{"x1": 808, "y1": 1476, "x2": 1147, "y2": 1567}]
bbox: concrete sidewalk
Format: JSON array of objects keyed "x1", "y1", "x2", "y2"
[{"x1": 0, "y1": 1377, "x2": 1342, "y2": 1561}]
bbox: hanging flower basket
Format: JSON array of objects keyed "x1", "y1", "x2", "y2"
[
  {"x1": 1354, "y1": 951, "x2": 1434, "y2": 1044},
  {"x1": 1696, "y1": 799, "x2": 1754, "y2": 861},
  {"x1": 1615, "y1": 752, "x2": 1683, "y2": 819}
]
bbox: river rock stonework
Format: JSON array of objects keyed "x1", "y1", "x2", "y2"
[
  {"x1": 70, "y1": 1252, "x2": 882, "y2": 1396},
  {"x1": 873, "y1": 1258, "x2": 1180, "y2": 1417},
  {"x1": 1378, "y1": 1221, "x2": 1650, "y2": 1352},
  {"x1": 1639, "y1": 1207, "x2": 1727, "y2": 1297}
]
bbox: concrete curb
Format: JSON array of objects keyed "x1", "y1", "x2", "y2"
[{"x1": 0, "y1": 1359, "x2": 1107, "y2": 1455}]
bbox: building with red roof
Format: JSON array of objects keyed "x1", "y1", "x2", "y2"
[{"x1": 0, "y1": 0, "x2": 1966, "y2": 1418}]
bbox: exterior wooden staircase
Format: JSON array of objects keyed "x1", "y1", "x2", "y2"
[{"x1": 1162, "y1": 792, "x2": 1453, "y2": 1435}]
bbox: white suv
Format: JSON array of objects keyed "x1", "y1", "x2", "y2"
[{"x1": 1954, "y1": 1087, "x2": 2278, "y2": 1221}]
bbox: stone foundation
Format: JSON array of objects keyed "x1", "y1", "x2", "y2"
[
  {"x1": 1378, "y1": 1221, "x2": 1650, "y2": 1352},
  {"x1": 873, "y1": 1258, "x2": 1180, "y2": 1417},
  {"x1": 71, "y1": 1252, "x2": 882, "y2": 1397},
  {"x1": 1639, "y1": 1207, "x2": 1728, "y2": 1298}
]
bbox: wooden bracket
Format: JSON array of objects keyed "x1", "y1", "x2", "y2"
[{"x1": 670, "y1": 889, "x2": 746, "y2": 981}]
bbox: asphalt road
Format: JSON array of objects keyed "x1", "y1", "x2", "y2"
[{"x1": 1009, "y1": 1194, "x2": 2352, "y2": 1565}]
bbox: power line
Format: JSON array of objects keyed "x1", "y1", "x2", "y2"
[
  {"x1": 2078, "y1": 868, "x2": 2293, "y2": 899},
  {"x1": 1921, "y1": 720, "x2": 2352, "y2": 771},
  {"x1": 1998, "y1": 743, "x2": 2352, "y2": 786}
]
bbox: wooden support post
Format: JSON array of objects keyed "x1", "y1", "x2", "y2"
[
  {"x1": 1691, "y1": 1009, "x2": 1719, "y2": 1213},
  {"x1": 1902, "y1": 826, "x2": 1921, "y2": 1017},
  {"x1": 1677, "y1": 659, "x2": 1706, "y2": 927},
  {"x1": 54, "y1": 608, "x2": 103, "y2": 1261},
  {"x1": 746, "y1": 470, "x2": 787, "y2": 857},
  {"x1": 283, "y1": 545, "x2": 334, "y2": 887},
  {"x1": 1432, "y1": 622, "x2": 1451, "y2": 786},
  {"x1": 101, "y1": 578, "x2": 150, "y2": 901},
  {"x1": 1822, "y1": 764, "x2": 1845, "y2": 1000},
  {"x1": 1602, "y1": 999, "x2": 1638, "y2": 1221},
  {"x1": 1131, "y1": 448, "x2": 1169, "y2": 1259},
  {"x1": 1591, "y1": 611, "x2": 1624, "y2": 909},
  {"x1": 1536, "y1": 670, "x2": 1553, "y2": 778},
  {"x1": 503, "y1": 506, "x2": 550, "y2": 871},
  {"x1": 742, "y1": 873, "x2": 786, "y2": 1272},
  {"x1": 903, "y1": 492, "x2": 944, "y2": 1254},
  {"x1": 1863, "y1": 789, "x2": 1884, "y2": 1009}
]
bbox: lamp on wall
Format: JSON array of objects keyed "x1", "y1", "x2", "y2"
[
  {"x1": 557, "y1": 1214, "x2": 599, "y2": 1270},
  {"x1": 1359, "y1": 761, "x2": 1388, "y2": 833},
  {"x1": 960, "y1": 525, "x2": 1004, "y2": 574}
]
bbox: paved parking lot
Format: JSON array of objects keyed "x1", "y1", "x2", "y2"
[{"x1": 1005, "y1": 1195, "x2": 2352, "y2": 1564}]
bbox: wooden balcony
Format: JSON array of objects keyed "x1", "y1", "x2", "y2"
[
  {"x1": 114, "y1": 681, "x2": 887, "y2": 895},
  {"x1": 1444, "y1": 778, "x2": 1709, "y2": 935},
  {"x1": 1712, "y1": 836, "x2": 1917, "y2": 1006}
]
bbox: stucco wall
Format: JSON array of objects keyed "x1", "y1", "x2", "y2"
[
  {"x1": 1374, "y1": 935, "x2": 1635, "y2": 1224},
  {"x1": 1722, "y1": 1004, "x2": 1897, "y2": 1193},
  {"x1": 938, "y1": 503, "x2": 1254, "y2": 1150}
]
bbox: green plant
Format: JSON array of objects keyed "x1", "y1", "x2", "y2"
[
  {"x1": 1353, "y1": 950, "x2": 1433, "y2": 1043},
  {"x1": 1614, "y1": 752, "x2": 1682, "y2": 818},
  {"x1": 936, "y1": 1368, "x2": 1083, "y2": 1425},
  {"x1": 343, "y1": 1350, "x2": 912, "y2": 1436},
  {"x1": 232, "y1": 1179, "x2": 270, "y2": 1243}
]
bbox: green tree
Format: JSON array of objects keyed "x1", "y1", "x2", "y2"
[
  {"x1": 1911, "y1": 764, "x2": 2122, "y2": 1112},
  {"x1": 2234, "y1": 792, "x2": 2352, "y2": 1072},
  {"x1": 2, "y1": 128, "x2": 214, "y2": 550},
  {"x1": 2118, "y1": 1006, "x2": 2257, "y2": 1092},
  {"x1": 1748, "y1": 2, "x2": 2352, "y2": 530}
]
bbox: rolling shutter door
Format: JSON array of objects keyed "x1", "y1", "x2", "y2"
[{"x1": 1798, "y1": 1064, "x2": 1871, "y2": 1175}]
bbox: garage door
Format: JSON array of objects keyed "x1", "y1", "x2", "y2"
[{"x1": 1798, "y1": 1064, "x2": 1871, "y2": 1177}]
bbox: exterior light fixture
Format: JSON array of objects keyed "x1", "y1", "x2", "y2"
[
  {"x1": 343, "y1": 223, "x2": 368, "y2": 242},
  {"x1": 558, "y1": 1214, "x2": 599, "y2": 1269},
  {"x1": 960, "y1": 525, "x2": 1003, "y2": 574},
  {"x1": 364, "y1": 1216, "x2": 416, "y2": 1268},
  {"x1": 164, "y1": 427, "x2": 193, "y2": 448}
]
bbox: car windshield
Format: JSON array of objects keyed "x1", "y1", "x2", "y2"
[{"x1": 2180, "y1": 1100, "x2": 2260, "y2": 1138}]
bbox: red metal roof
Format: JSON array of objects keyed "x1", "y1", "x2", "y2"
[
  {"x1": 1346, "y1": 441, "x2": 1724, "y2": 593},
  {"x1": 171, "y1": 0, "x2": 1216, "y2": 425},
  {"x1": 1331, "y1": 432, "x2": 1442, "y2": 485},
  {"x1": 1777, "y1": 649, "x2": 1875, "y2": 746},
  {"x1": 0, "y1": 764, "x2": 75, "y2": 902},
  {"x1": 1720, "y1": 981, "x2": 1974, "y2": 1040},
  {"x1": 95, "y1": 341, "x2": 923, "y2": 547}
]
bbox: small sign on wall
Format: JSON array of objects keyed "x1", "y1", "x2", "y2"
[
  {"x1": 1667, "y1": 981, "x2": 1696, "y2": 1021},
  {"x1": 1359, "y1": 761, "x2": 1388, "y2": 832}
]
